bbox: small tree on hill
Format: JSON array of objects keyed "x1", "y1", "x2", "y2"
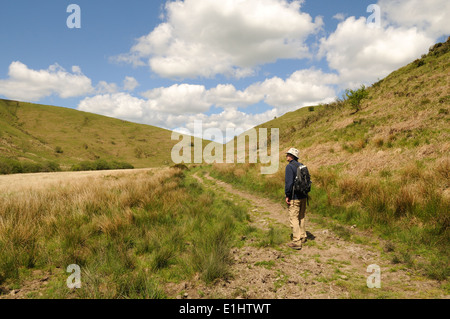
[{"x1": 344, "y1": 85, "x2": 369, "y2": 114}]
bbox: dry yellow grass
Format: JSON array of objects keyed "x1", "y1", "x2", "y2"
[
  {"x1": 0, "y1": 168, "x2": 174, "y2": 242},
  {"x1": 0, "y1": 168, "x2": 155, "y2": 194},
  {"x1": 0, "y1": 166, "x2": 250, "y2": 297}
]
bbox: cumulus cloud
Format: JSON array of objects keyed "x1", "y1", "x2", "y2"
[
  {"x1": 206, "y1": 84, "x2": 263, "y2": 108},
  {"x1": 77, "y1": 90, "x2": 275, "y2": 141},
  {"x1": 249, "y1": 68, "x2": 339, "y2": 108},
  {"x1": 141, "y1": 84, "x2": 211, "y2": 114},
  {"x1": 94, "y1": 76, "x2": 140, "y2": 95},
  {"x1": 96, "y1": 81, "x2": 119, "y2": 94},
  {"x1": 319, "y1": 16, "x2": 435, "y2": 87},
  {"x1": 115, "y1": 0, "x2": 322, "y2": 79},
  {"x1": 378, "y1": 0, "x2": 450, "y2": 38},
  {"x1": 333, "y1": 13, "x2": 347, "y2": 21},
  {"x1": 77, "y1": 67, "x2": 339, "y2": 142},
  {"x1": 174, "y1": 107, "x2": 279, "y2": 142},
  {"x1": 78, "y1": 93, "x2": 144, "y2": 122},
  {"x1": 0, "y1": 61, "x2": 94, "y2": 101},
  {"x1": 80, "y1": 0, "x2": 448, "y2": 137},
  {"x1": 320, "y1": 0, "x2": 450, "y2": 88},
  {"x1": 123, "y1": 76, "x2": 139, "y2": 91}
]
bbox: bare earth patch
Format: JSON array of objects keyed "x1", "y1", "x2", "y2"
[{"x1": 0, "y1": 270, "x2": 52, "y2": 299}]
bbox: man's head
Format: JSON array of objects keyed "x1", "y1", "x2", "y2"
[{"x1": 286, "y1": 148, "x2": 299, "y2": 162}]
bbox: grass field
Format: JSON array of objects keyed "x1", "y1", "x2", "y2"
[{"x1": 0, "y1": 167, "x2": 251, "y2": 298}]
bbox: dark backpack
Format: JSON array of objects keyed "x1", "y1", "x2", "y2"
[{"x1": 292, "y1": 162, "x2": 312, "y2": 201}]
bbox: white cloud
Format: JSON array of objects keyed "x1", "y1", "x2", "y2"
[
  {"x1": 141, "y1": 84, "x2": 211, "y2": 114},
  {"x1": 378, "y1": 0, "x2": 450, "y2": 38},
  {"x1": 206, "y1": 84, "x2": 263, "y2": 108},
  {"x1": 321, "y1": 0, "x2": 449, "y2": 88},
  {"x1": 95, "y1": 76, "x2": 140, "y2": 94},
  {"x1": 175, "y1": 107, "x2": 279, "y2": 143},
  {"x1": 319, "y1": 17, "x2": 435, "y2": 87},
  {"x1": 0, "y1": 61, "x2": 93, "y2": 101},
  {"x1": 78, "y1": 93, "x2": 144, "y2": 121},
  {"x1": 251, "y1": 68, "x2": 339, "y2": 108},
  {"x1": 77, "y1": 67, "x2": 339, "y2": 142},
  {"x1": 123, "y1": 76, "x2": 139, "y2": 91},
  {"x1": 116, "y1": 0, "x2": 322, "y2": 79},
  {"x1": 77, "y1": 91, "x2": 276, "y2": 142},
  {"x1": 333, "y1": 13, "x2": 346, "y2": 21},
  {"x1": 96, "y1": 81, "x2": 119, "y2": 94},
  {"x1": 72, "y1": 66, "x2": 82, "y2": 74}
]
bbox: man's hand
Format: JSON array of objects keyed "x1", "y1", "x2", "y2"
[{"x1": 285, "y1": 197, "x2": 290, "y2": 205}]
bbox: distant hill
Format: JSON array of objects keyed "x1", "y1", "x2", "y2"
[{"x1": 0, "y1": 99, "x2": 195, "y2": 171}]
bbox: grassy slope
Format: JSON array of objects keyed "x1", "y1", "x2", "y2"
[
  {"x1": 255, "y1": 37, "x2": 449, "y2": 200},
  {"x1": 259, "y1": 40, "x2": 449, "y2": 174},
  {"x1": 0, "y1": 99, "x2": 202, "y2": 170},
  {"x1": 209, "y1": 38, "x2": 450, "y2": 281}
]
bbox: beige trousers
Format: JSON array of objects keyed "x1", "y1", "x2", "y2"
[{"x1": 288, "y1": 199, "x2": 307, "y2": 244}]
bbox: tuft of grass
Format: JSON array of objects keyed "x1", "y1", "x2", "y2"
[
  {"x1": 191, "y1": 217, "x2": 235, "y2": 283},
  {"x1": 257, "y1": 226, "x2": 289, "y2": 248}
]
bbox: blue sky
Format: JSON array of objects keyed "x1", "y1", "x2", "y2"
[{"x1": 0, "y1": 0, "x2": 448, "y2": 142}]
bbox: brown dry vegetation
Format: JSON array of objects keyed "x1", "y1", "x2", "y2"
[{"x1": 0, "y1": 167, "x2": 251, "y2": 298}]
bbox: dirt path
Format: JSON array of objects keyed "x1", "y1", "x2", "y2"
[{"x1": 167, "y1": 172, "x2": 448, "y2": 299}]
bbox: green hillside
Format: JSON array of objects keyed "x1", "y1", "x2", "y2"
[
  {"x1": 260, "y1": 37, "x2": 449, "y2": 171},
  {"x1": 209, "y1": 37, "x2": 450, "y2": 280},
  {"x1": 0, "y1": 99, "x2": 193, "y2": 171}
]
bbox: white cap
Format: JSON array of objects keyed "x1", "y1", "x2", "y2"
[{"x1": 286, "y1": 148, "x2": 299, "y2": 158}]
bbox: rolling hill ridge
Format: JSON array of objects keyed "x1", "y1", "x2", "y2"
[{"x1": 0, "y1": 99, "x2": 189, "y2": 171}]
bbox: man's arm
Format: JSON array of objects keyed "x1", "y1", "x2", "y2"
[{"x1": 285, "y1": 164, "x2": 294, "y2": 204}]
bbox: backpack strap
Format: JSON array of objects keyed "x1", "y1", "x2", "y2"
[{"x1": 290, "y1": 161, "x2": 300, "y2": 200}]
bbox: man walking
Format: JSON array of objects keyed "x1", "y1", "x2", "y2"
[{"x1": 285, "y1": 148, "x2": 308, "y2": 250}]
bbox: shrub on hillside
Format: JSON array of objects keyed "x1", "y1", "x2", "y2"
[
  {"x1": 70, "y1": 159, "x2": 134, "y2": 172},
  {"x1": 344, "y1": 85, "x2": 369, "y2": 113},
  {"x1": 0, "y1": 158, "x2": 61, "y2": 175}
]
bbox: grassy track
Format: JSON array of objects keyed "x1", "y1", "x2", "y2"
[{"x1": 204, "y1": 163, "x2": 449, "y2": 283}]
